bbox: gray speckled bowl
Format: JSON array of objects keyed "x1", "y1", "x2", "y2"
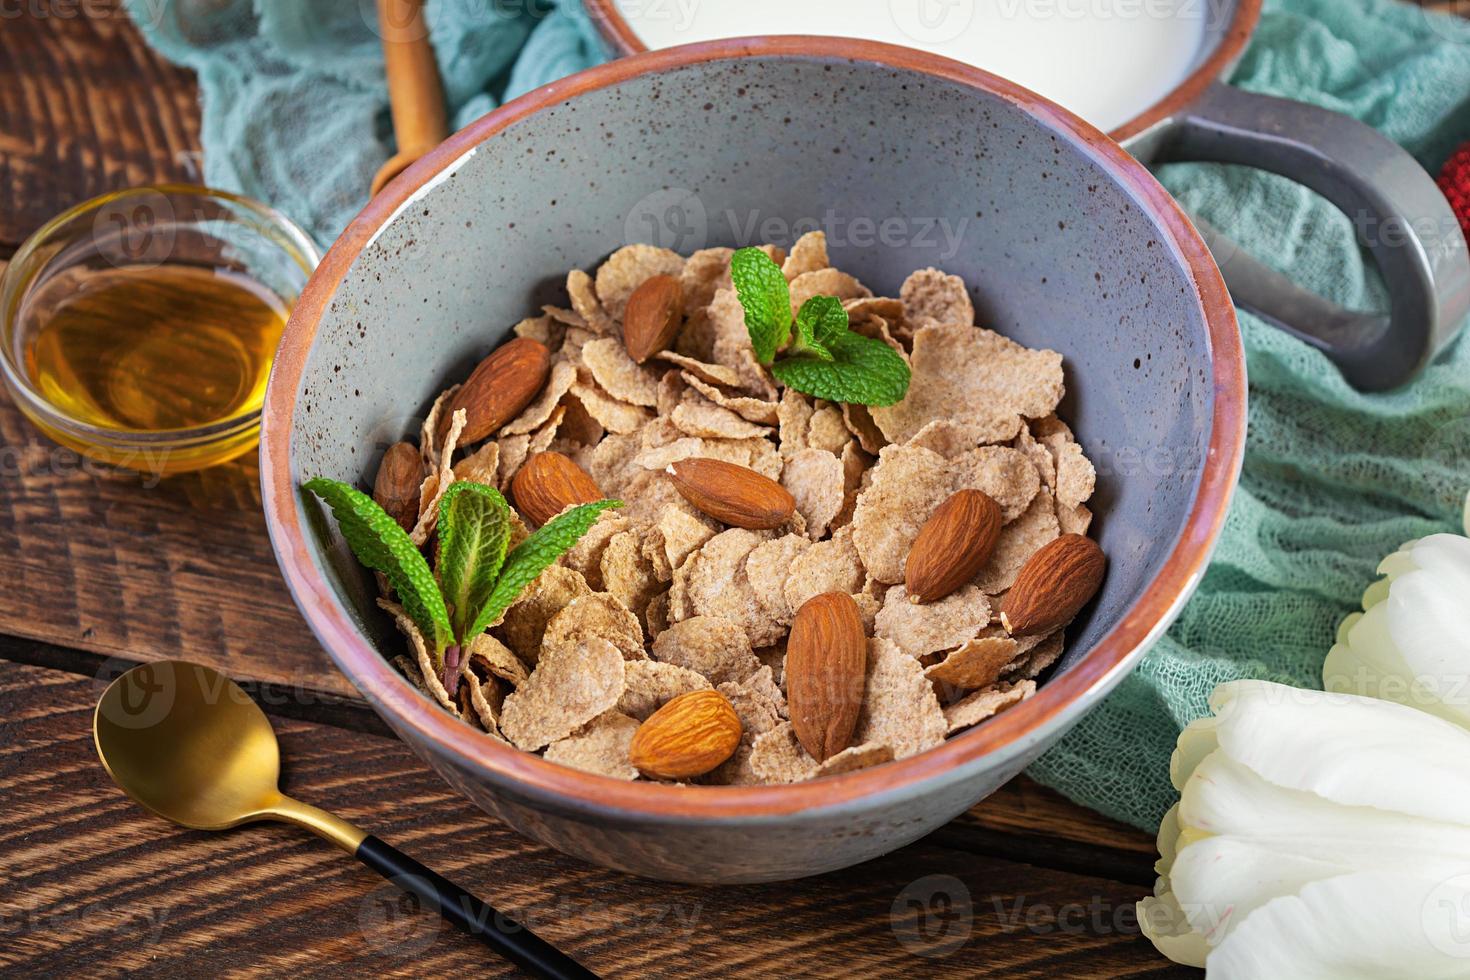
[{"x1": 262, "y1": 37, "x2": 1245, "y2": 884}]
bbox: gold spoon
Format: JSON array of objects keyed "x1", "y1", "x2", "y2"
[{"x1": 93, "y1": 660, "x2": 596, "y2": 979}]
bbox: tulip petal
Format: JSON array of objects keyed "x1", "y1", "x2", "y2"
[
  {"x1": 1324, "y1": 602, "x2": 1413, "y2": 703},
  {"x1": 1138, "y1": 883, "x2": 1210, "y2": 969},
  {"x1": 1384, "y1": 541, "x2": 1470, "y2": 726},
  {"x1": 1376, "y1": 543, "x2": 1420, "y2": 582},
  {"x1": 1172, "y1": 754, "x2": 1470, "y2": 937},
  {"x1": 1170, "y1": 715, "x2": 1219, "y2": 792},
  {"x1": 1208, "y1": 681, "x2": 1470, "y2": 824},
  {"x1": 1155, "y1": 802, "x2": 1182, "y2": 874},
  {"x1": 1206, "y1": 872, "x2": 1470, "y2": 980}
]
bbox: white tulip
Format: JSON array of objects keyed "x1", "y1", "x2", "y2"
[
  {"x1": 1324, "y1": 525, "x2": 1470, "y2": 727},
  {"x1": 1139, "y1": 680, "x2": 1470, "y2": 977},
  {"x1": 1141, "y1": 494, "x2": 1470, "y2": 976}
]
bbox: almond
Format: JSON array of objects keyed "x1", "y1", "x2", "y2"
[
  {"x1": 786, "y1": 592, "x2": 868, "y2": 763},
  {"x1": 1000, "y1": 534, "x2": 1106, "y2": 637},
  {"x1": 511, "y1": 451, "x2": 603, "y2": 526},
  {"x1": 373, "y1": 441, "x2": 424, "y2": 532},
  {"x1": 437, "y1": 337, "x2": 551, "y2": 445},
  {"x1": 666, "y1": 457, "x2": 795, "y2": 530},
  {"x1": 622, "y1": 274, "x2": 685, "y2": 364},
  {"x1": 628, "y1": 689, "x2": 742, "y2": 779},
  {"x1": 905, "y1": 489, "x2": 1002, "y2": 603}
]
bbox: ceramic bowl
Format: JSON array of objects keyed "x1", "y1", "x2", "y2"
[{"x1": 262, "y1": 38, "x2": 1245, "y2": 884}]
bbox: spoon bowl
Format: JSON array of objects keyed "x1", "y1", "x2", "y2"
[{"x1": 94, "y1": 660, "x2": 283, "y2": 831}]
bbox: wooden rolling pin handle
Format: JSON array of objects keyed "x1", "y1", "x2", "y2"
[{"x1": 373, "y1": 0, "x2": 449, "y2": 194}]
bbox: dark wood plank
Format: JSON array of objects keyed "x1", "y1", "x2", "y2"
[
  {"x1": 0, "y1": 0, "x2": 202, "y2": 252},
  {"x1": 0, "y1": 627, "x2": 1160, "y2": 864},
  {"x1": 0, "y1": 663, "x2": 1194, "y2": 978},
  {"x1": 0, "y1": 383, "x2": 354, "y2": 697}
]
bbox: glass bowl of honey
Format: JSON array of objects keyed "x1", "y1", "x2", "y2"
[{"x1": 0, "y1": 185, "x2": 321, "y2": 476}]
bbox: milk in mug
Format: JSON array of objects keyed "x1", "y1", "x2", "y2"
[{"x1": 612, "y1": 0, "x2": 1211, "y2": 133}]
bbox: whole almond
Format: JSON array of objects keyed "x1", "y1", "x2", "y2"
[
  {"x1": 373, "y1": 441, "x2": 424, "y2": 532},
  {"x1": 511, "y1": 451, "x2": 603, "y2": 526},
  {"x1": 437, "y1": 337, "x2": 551, "y2": 445},
  {"x1": 786, "y1": 592, "x2": 868, "y2": 763},
  {"x1": 628, "y1": 690, "x2": 743, "y2": 779},
  {"x1": 905, "y1": 489, "x2": 1003, "y2": 603},
  {"x1": 622, "y1": 274, "x2": 685, "y2": 364},
  {"x1": 1000, "y1": 534, "x2": 1106, "y2": 637},
  {"x1": 666, "y1": 458, "x2": 795, "y2": 530}
]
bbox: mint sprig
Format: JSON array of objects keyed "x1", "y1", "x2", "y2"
[
  {"x1": 306, "y1": 477, "x2": 620, "y2": 671},
  {"x1": 731, "y1": 247, "x2": 792, "y2": 363},
  {"x1": 304, "y1": 478, "x2": 453, "y2": 654},
  {"x1": 437, "y1": 481, "x2": 512, "y2": 643},
  {"x1": 772, "y1": 332, "x2": 911, "y2": 406},
  {"x1": 730, "y1": 247, "x2": 911, "y2": 405},
  {"x1": 474, "y1": 500, "x2": 622, "y2": 637}
]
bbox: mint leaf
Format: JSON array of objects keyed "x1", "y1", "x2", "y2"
[
  {"x1": 771, "y1": 332, "x2": 911, "y2": 406},
  {"x1": 468, "y1": 499, "x2": 623, "y2": 638},
  {"x1": 731, "y1": 247, "x2": 791, "y2": 364},
  {"x1": 788, "y1": 296, "x2": 848, "y2": 361},
  {"x1": 304, "y1": 477, "x2": 453, "y2": 654},
  {"x1": 436, "y1": 481, "x2": 512, "y2": 644}
]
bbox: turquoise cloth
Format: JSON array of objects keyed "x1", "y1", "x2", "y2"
[
  {"x1": 1028, "y1": 0, "x2": 1470, "y2": 831},
  {"x1": 130, "y1": 0, "x2": 1470, "y2": 832},
  {"x1": 125, "y1": 0, "x2": 608, "y2": 245}
]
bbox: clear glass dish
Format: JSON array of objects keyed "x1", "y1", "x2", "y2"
[{"x1": 0, "y1": 185, "x2": 320, "y2": 476}]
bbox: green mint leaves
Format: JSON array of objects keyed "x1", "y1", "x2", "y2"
[
  {"x1": 730, "y1": 247, "x2": 911, "y2": 406},
  {"x1": 474, "y1": 500, "x2": 622, "y2": 639},
  {"x1": 303, "y1": 477, "x2": 453, "y2": 654},
  {"x1": 771, "y1": 332, "x2": 912, "y2": 406},
  {"x1": 436, "y1": 481, "x2": 512, "y2": 644},
  {"x1": 787, "y1": 296, "x2": 845, "y2": 361},
  {"x1": 305, "y1": 477, "x2": 621, "y2": 665},
  {"x1": 731, "y1": 247, "x2": 793, "y2": 364}
]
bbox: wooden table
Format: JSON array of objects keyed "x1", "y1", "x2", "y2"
[{"x1": 26, "y1": 2, "x2": 1460, "y2": 974}]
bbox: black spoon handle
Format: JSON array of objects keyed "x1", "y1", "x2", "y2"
[{"x1": 355, "y1": 835, "x2": 597, "y2": 979}]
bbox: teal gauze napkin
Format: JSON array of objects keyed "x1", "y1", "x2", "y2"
[{"x1": 129, "y1": 0, "x2": 1470, "y2": 831}]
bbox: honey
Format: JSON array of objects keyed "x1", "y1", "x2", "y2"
[{"x1": 21, "y1": 264, "x2": 288, "y2": 433}]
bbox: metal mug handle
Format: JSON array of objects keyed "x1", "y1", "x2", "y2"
[{"x1": 1156, "y1": 80, "x2": 1470, "y2": 390}]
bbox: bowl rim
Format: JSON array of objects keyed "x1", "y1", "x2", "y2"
[
  {"x1": 580, "y1": 0, "x2": 1265, "y2": 146},
  {"x1": 262, "y1": 36, "x2": 1245, "y2": 821}
]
